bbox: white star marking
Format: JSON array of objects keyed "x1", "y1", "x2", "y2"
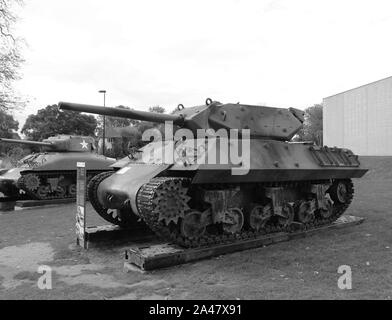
[{"x1": 80, "y1": 140, "x2": 89, "y2": 149}]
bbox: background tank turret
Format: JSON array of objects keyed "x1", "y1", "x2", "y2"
[
  {"x1": 59, "y1": 99, "x2": 305, "y2": 140},
  {"x1": 0, "y1": 135, "x2": 115, "y2": 199},
  {"x1": 59, "y1": 99, "x2": 368, "y2": 248}
]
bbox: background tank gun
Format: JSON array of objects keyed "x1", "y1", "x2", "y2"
[
  {"x1": 0, "y1": 135, "x2": 95, "y2": 152},
  {"x1": 59, "y1": 99, "x2": 305, "y2": 141},
  {"x1": 0, "y1": 138, "x2": 53, "y2": 148}
]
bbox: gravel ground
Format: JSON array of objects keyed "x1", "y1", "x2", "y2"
[{"x1": 0, "y1": 156, "x2": 391, "y2": 300}]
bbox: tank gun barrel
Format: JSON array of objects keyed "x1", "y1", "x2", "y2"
[
  {"x1": 58, "y1": 102, "x2": 185, "y2": 126},
  {"x1": 59, "y1": 99, "x2": 306, "y2": 140},
  {"x1": 0, "y1": 138, "x2": 54, "y2": 147}
]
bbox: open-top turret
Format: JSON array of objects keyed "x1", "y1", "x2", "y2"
[
  {"x1": 59, "y1": 99, "x2": 305, "y2": 140},
  {"x1": 59, "y1": 98, "x2": 367, "y2": 249}
]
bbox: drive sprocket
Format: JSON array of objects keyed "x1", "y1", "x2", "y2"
[
  {"x1": 22, "y1": 173, "x2": 41, "y2": 191},
  {"x1": 137, "y1": 177, "x2": 194, "y2": 243},
  {"x1": 152, "y1": 178, "x2": 191, "y2": 225}
]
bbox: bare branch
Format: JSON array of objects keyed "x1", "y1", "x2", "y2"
[{"x1": 0, "y1": 0, "x2": 24, "y2": 111}]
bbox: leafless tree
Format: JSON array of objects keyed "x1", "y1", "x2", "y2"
[{"x1": 0, "y1": 0, "x2": 25, "y2": 111}]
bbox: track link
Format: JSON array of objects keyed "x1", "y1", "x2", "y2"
[
  {"x1": 137, "y1": 177, "x2": 354, "y2": 248},
  {"x1": 17, "y1": 170, "x2": 106, "y2": 200}
]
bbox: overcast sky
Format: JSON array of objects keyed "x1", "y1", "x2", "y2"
[{"x1": 13, "y1": 0, "x2": 392, "y2": 128}]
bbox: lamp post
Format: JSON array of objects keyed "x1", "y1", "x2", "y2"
[{"x1": 98, "y1": 90, "x2": 106, "y2": 156}]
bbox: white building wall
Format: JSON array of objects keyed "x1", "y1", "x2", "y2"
[{"x1": 323, "y1": 76, "x2": 392, "y2": 156}]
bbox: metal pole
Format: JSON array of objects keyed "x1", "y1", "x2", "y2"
[
  {"x1": 103, "y1": 92, "x2": 106, "y2": 156},
  {"x1": 99, "y1": 90, "x2": 107, "y2": 156}
]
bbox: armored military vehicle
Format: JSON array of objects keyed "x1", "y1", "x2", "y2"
[
  {"x1": 59, "y1": 99, "x2": 367, "y2": 248},
  {"x1": 0, "y1": 135, "x2": 115, "y2": 199}
]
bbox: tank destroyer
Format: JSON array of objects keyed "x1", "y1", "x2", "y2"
[
  {"x1": 59, "y1": 99, "x2": 368, "y2": 248},
  {"x1": 0, "y1": 135, "x2": 115, "y2": 199}
]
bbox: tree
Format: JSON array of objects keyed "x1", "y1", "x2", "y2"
[
  {"x1": 0, "y1": 0, "x2": 25, "y2": 111},
  {"x1": 149, "y1": 106, "x2": 165, "y2": 114},
  {"x1": 99, "y1": 105, "x2": 167, "y2": 158},
  {"x1": 21, "y1": 104, "x2": 98, "y2": 141},
  {"x1": 98, "y1": 105, "x2": 166, "y2": 132},
  {"x1": 136, "y1": 106, "x2": 165, "y2": 141},
  {"x1": 0, "y1": 108, "x2": 20, "y2": 156},
  {"x1": 294, "y1": 104, "x2": 323, "y2": 146},
  {"x1": 97, "y1": 105, "x2": 147, "y2": 138},
  {"x1": 0, "y1": 108, "x2": 18, "y2": 138},
  {"x1": 97, "y1": 105, "x2": 139, "y2": 132}
]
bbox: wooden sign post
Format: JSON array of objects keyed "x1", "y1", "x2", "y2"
[{"x1": 76, "y1": 162, "x2": 87, "y2": 249}]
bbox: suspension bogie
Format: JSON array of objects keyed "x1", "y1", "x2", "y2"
[{"x1": 132, "y1": 178, "x2": 354, "y2": 248}]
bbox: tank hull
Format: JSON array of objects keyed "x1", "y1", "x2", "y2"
[
  {"x1": 93, "y1": 139, "x2": 366, "y2": 211},
  {"x1": 88, "y1": 139, "x2": 367, "y2": 244},
  {"x1": 0, "y1": 152, "x2": 115, "y2": 199}
]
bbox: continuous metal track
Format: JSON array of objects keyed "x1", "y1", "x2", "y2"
[
  {"x1": 137, "y1": 177, "x2": 354, "y2": 248},
  {"x1": 17, "y1": 170, "x2": 106, "y2": 200}
]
